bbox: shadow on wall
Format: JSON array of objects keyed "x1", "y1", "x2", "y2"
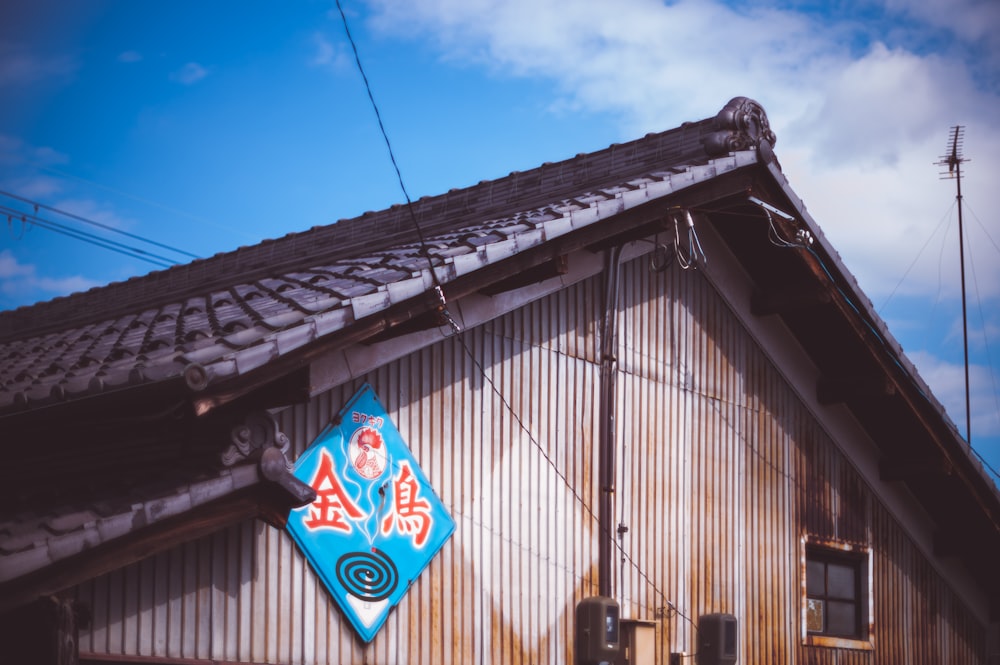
[{"x1": 74, "y1": 518, "x2": 259, "y2": 655}]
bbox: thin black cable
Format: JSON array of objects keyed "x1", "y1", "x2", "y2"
[
  {"x1": 803, "y1": 238, "x2": 1000, "y2": 485},
  {"x1": 334, "y1": 0, "x2": 695, "y2": 627},
  {"x1": 0, "y1": 189, "x2": 199, "y2": 259},
  {"x1": 961, "y1": 223, "x2": 1000, "y2": 481},
  {"x1": 334, "y1": 0, "x2": 437, "y2": 272},
  {"x1": 946, "y1": 199, "x2": 1000, "y2": 481},
  {"x1": 878, "y1": 202, "x2": 954, "y2": 314},
  {"x1": 2, "y1": 208, "x2": 174, "y2": 268},
  {"x1": 719, "y1": 198, "x2": 1000, "y2": 484},
  {"x1": 453, "y1": 328, "x2": 694, "y2": 627},
  {"x1": 687, "y1": 202, "x2": 999, "y2": 486},
  {"x1": 24, "y1": 162, "x2": 258, "y2": 241},
  {"x1": 1, "y1": 204, "x2": 179, "y2": 266},
  {"x1": 963, "y1": 200, "x2": 1000, "y2": 257}
]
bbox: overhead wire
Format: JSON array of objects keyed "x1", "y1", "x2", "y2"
[
  {"x1": 963, "y1": 200, "x2": 1000, "y2": 256},
  {"x1": 958, "y1": 212, "x2": 1000, "y2": 481},
  {"x1": 1, "y1": 204, "x2": 176, "y2": 268},
  {"x1": 22, "y1": 162, "x2": 259, "y2": 241},
  {"x1": 962, "y1": 200, "x2": 1000, "y2": 457},
  {"x1": 453, "y1": 327, "x2": 698, "y2": 629},
  {"x1": 0, "y1": 188, "x2": 199, "y2": 260},
  {"x1": 334, "y1": 0, "x2": 456, "y2": 331},
  {"x1": 333, "y1": 0, "x2": 690, "y2": 629},
  {"x1": 766, "y1": 201, "x2": 1000, "y2": 482},
  {"x1": 877, "y1": 202, "x2": 954, "y2": 314},
  {"x1": 671, "y1": 207, "x2": 707, "y2": 269},
  {"x1": 764, "y1": 208, "x2": 801, "y2": 249}
]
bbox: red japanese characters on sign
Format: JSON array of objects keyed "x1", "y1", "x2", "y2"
[
  {"x1": 381, "y1": 461, "x2": 433, "y2": 547},
  {"x1": 303, "y1": 449, "x2": 363, "y2": 533},
  {"x1": 351, "y1": 411, "x2": 384, "y2": 429},
  {"x1": 286, "y1": 384, "x2": 456, "y2": 644}
]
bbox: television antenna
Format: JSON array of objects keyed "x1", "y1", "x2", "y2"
[{"x1": 935, "y1": 126, "x2": 972, "y2": 443}]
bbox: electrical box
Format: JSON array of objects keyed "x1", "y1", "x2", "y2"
[
  {"x1": 618, "y1": 619, "x2": 656, "y2": 665},
  {"x1": 697, "y1": 613, "x2": 737, "y2": 665},
  {"x1": 575, "y1": 596, "x2": 620, "y2": 665}
]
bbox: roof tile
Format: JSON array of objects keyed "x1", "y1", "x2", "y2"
[{"x1": 0, "y1": 109, "x2": 735, "y2": 414}]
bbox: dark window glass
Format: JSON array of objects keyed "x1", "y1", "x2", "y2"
[
  {"x1": 806, "y1": 546, "x2": 867, "y2": 639},
  {"x1": 827, "y1": 601, "x2": 856, "y2": 635},
  {"x1": 827, "y1": 563, "x2": 855, "y2": 599},
  {"x1": 806, "y1": 560, "x2": 825, "y2": 593}
]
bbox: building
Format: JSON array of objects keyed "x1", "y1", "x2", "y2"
[{"x1": 1, "y1": 97, "x2": 998, "y2": 664}]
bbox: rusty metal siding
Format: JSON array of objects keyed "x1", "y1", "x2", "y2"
[
  {"x1": 74, "y1": 254, "x2": 986, "y2": 664},
  {"x1": 871, "y1": 502, "x2": 985, "y2": 664}
]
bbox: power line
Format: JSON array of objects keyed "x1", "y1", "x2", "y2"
[
  {"x1": 961, "y1": 215, "x2": 1000, "y2": 482},
  {"x1": 963, "y1": 200, "x2": 1000, "y2": 257},
  {"x1": 1, "y1": 205, "x2": 176, "y2": 268},
  {"x1": 24, "y1": 162, "x2": 259, "y2": 241},
  {"x1": 0, "y1": 189, "x2": 199, "y2": 260},
  {"x1": 936, "y1": 125, "x2": 972, "y2": 444},
  {"x1": 454, "y1": 328, "x2": 695, "y2": 626},
  {"x1": 333, "y1": 0, "x2": 435, "y2": 259},
  {"x1": 333, "y1": 0, "x2": 687, "y2": 623},
  {"x1": 877, "y1": 202, "x2": 954, "y2": 314}
]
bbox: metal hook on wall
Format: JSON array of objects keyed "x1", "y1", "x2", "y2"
[
  {"x1": 668, "y1": 208, "x2": 707, "y2": 270},
  {"x1": 649, "y1": 232, "x2": 675, "y2": 272}
]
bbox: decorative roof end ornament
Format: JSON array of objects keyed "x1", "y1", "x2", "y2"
[
  {"x1": 221, "y1": 411, "x2": 317, "y2": 519},
  {"x1": 702, "y1": 97, "x2": 777, "y2": 163}
]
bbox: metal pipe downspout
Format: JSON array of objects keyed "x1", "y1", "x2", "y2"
[{"x1": 599, "y1": 245, "x2": 623, "y2": 598}]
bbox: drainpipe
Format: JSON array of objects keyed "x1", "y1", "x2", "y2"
[{"x1": 599, "y1": 245, "x2": 623, "y2": 598}]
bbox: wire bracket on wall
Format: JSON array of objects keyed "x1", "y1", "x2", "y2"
[
  {"x1": 669, "y1": 208, "x2": 707, "y2": 269},
  {"x1": 434, "y1": 285, "x2": 462, "y2": 334},
  {"x1": 748, "y1": 195, "x2": 813, "y2": 248},
  {"x1": 649, "y1": 235, "x2": 675, "y2": 273}
]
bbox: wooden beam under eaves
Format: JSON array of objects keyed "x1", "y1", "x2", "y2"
[
  {"x1": 0, "y1": 487, "x2": 264, "y2": 613},
  {"x1": 932, "y1": 522, "x2": 991, "y2": 558},
  {"x1": 361, "y1": 308, "x2": 449, "y2": 345},
  {"x1": 750, "y1": 284, "x2": 832, "y2": 316},
  {"x1": 933, "y1": 526, "x2": 967, "y2": 558},
  {"x1": 816, "y1": 375, "x2": 897, "y2": 405},
  {"x1": 879, "y1": 455, "x2": 953, "y2": 482},
  {"x1": 478, "y1": 255, "x2": 569, "y2": 296}
]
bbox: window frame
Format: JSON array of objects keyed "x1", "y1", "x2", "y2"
[{"x1": 801, "y1": 536, "x2": 874, "y2": 651}]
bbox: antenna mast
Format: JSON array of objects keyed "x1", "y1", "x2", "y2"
[{"x1": 936, "y1": 126, "x2": 971, "y2": 443}]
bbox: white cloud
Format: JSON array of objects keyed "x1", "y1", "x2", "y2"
[
  {"x1": 0, "y1": 137, "x2": 73, "y2": 202},
  {"x1": 170, "y1": 62, "x2": 209, "y2": 85},
  {"x1": 310, "y1": 33, "x2": 350, "y2": 71},
  {"x1": 362, "y1": 0, "x2": 1000, "y2": 305},
  {"x1": 0, "y1": 250, "x2": 33, "y2": 279},
  {"x1": 0, "y1": 134, "x2": 71, "y2": 168},
  {"x1": 2, "y1": 175, "x2": 63, "y2": 199},
  {"x1": 365, "y1": 0, "x2": 835, "y2": 127},
  {"x1": 883, "y1": 0, "x2": 1000, "y2": 56},
  {"x1": 910, "y1": 349, "x2": 1000, "y2": 438},
  {"x1": 0, "y1": 42, "x2": 76, "y2": 87},
  {"x1": 791, "y1": 44, "x2": 978, "y2": 167},
  {"x1": 117, "y1": 50, "x2": 143, "y2": 63},
  {"x1": 360, "y1": 0, "x2": 1000, "y2": 468},
  {"x1": 52, "y1": 198, "x2": 134, "y2": 230},
  {"x1": 0, "y1": 250, "x2": 99, "y2": 301}
]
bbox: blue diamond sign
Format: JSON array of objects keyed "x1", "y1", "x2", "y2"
[{"x1": 286, "y1": 384, "x2": 455, "y2": 643}]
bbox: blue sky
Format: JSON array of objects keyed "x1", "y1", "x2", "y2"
[{"x1": 1, "y1": 0, "x2": 998, "y2": 483}]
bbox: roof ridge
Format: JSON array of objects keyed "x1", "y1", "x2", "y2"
[{"x1": 0, "y1": 97, "x2": 771, "y2": 341}]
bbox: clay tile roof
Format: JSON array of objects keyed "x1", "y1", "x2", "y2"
[{"x1": 0, "y1": 98, "x2": 769, "y2": 417}]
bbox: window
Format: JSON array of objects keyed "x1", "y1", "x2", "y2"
[{"x1": 802, "y1": 539, "x2": 872, "y2": 649}]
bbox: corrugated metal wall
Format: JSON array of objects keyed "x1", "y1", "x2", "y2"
[{"x1": 75, "y1": 254, "x2": 986, "y2": 664}]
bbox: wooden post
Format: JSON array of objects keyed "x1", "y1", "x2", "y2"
[{"x1": 0, "y1": 596, "x2": 82, "y2": 665}]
